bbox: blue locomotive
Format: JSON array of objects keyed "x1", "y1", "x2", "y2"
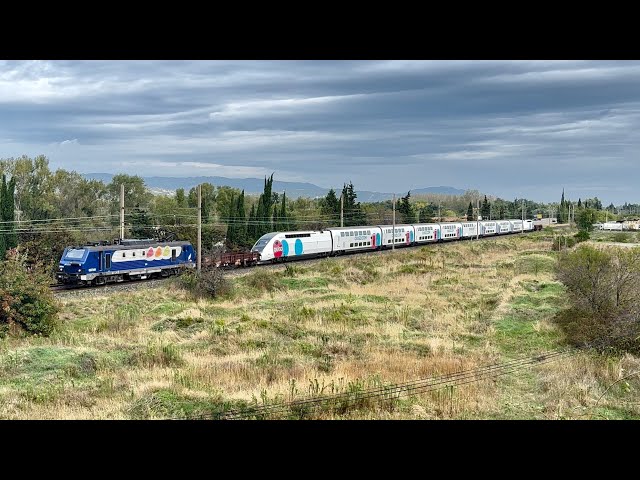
[{"x1": 56, "y1": 239, "x2": 196, "y2": 285}]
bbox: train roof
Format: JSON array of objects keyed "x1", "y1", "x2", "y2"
[{"x1": 75, "y1": 241, "x2": 192, "y2": 253}]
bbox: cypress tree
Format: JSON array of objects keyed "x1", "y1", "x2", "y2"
[
  {"x1": 247, "y1": 204, "x2": 256, "y2": 242},
  {"x1": 236, "y1": 190, "x2": 247, "y2": 246},
  {"x1": 559, "y1": 188, "x2": 566, "y2": 223},
  {"x1": 466, "y1": 202, "x2": 474, "y2": 221},
  {"x1": 481, "y1": 195, "x2": 490, "y2": 219}
]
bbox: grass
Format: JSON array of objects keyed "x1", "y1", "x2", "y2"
[{"x1": 0, "y1": 234, "x2": 638, "y2": 419}]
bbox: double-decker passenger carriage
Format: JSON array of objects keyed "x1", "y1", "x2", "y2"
[
  {"x1": 57, "y1": 239, "x2": 196, "y2": 285},
  {"x1": 414, "y1": 223, "x2": 441, "y2": 243},
  {"x1": 439, "y1": 223, "x2": 462, "y2": 241},
  {"x1": 329, "y1": 226, "x2": 383, "y2": 254},
  {"x1": 460, "y1": 221, "x2": 479, "y2": 239},
  {"x1": 480, "y1": 221, "x2": 497, "y2": 235},
  {"x1": 496, "y1": 220, "x2": 512, "y2": 234},
  {"x1": 509, "y1": 219, "x2": 524, "y2": 232},
  {"x1": 379, "y1": 224, "x2": 414, "y2": 247}
]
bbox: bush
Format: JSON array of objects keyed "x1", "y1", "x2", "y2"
[
  {"x1": 0, "y1": 250, "x2": 59, "y2": 337},
  {"x1": 243, "y1": 269, "x2": 278, "y2": 292},
  {"x1": 178, "y1": 268, "x2": 232, "y2": 299},
  {"x1": 555, "y1": 245, "x2": 640, "y2": 354},
  {"x1": 551, "y1": 235, "x2": 577, "y2": 251},
  {"x1": 612, "y1": 232, "x2": 632, "y2": 243},
  {"x1": 574, "y1": 230, "x2": 590, "y2": 242}
]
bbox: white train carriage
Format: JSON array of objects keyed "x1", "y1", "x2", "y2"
[
  {"x1": 413, "y1": 223, "x2": 441, "y2": 243},
  {"x1": 460, "y1": 222, "x2": 479, "y2": 238},
  {"x1": 508, "y1": 219, "x2": 523, "y2": 233},
  {"x1": 496, "y1": 220, "x2": 512, "y2": 234},
  {"x1": 329, "y1": 226, "x2": 383, "y2": 253},
  {"x1": 480, "y1": 221, "x2": 497, "y2": 236},
  {"x1": 379, "y1": 224, "x2": 415, "y2": 247},
  {"x1": 523, "y1": 220, "x2": 534, "y2": 231},
  {"x1": 251, "y1": 230, "x2": 332, "y2": 263},
  {"x1": 439, "y1": 222, "x2": 462, "y2": 241}
]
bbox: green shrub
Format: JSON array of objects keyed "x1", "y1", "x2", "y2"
[
  {"x1": 574, "y1": 230, "x2": 590, "y2": 242},
  {"x1": 555, "y1": 245, "x2": 640, "y2": 354},
  {"x1": 244, "y1": 269, "x2": 278, "y2": 292},
  {"x1": 0, "y1": 250, "x2": 59, "y2": 337},
  {"x1": 612, "y1": 232, "x2": 632, "y2": 243},
  {"x1": 178, "y1": 268, "x2": 232, "y2": 299}
]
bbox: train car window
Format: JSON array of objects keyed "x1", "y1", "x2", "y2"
[
  {"x1": 350, "y1": 243, "x2": 353, "y2": 247},
  {"x1": 132, "y1": 252, "x2": 136, "y2": 257},
  {"x1": 105, "y1": 253, "x2": 111, "y2": 270},
  {"x1": 123, "y1": 252, "x2": 126, "y2": 258},
  {"x1": 98, "y1": 252, "x2": 102, "y2": 271},
  {"x1": 172, "y1": 249, "x2": 176, "y2": 262}
]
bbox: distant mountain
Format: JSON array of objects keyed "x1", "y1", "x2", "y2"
[{"x1": 83, "y1": 173, "x2": 466, "y2": 201}]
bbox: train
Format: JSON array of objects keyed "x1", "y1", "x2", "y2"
[
  {"x1": 250, "y1": 219, "x2": 534, "y2": 263},
  {"x1": 56, "y1": 239, "x2": 197, "y2": 286},
  {"x1": 56, "y1": 219, "x2": 534, "y2": 286}
]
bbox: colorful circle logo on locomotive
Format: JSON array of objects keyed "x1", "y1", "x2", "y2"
[{"x1": 273, "y1": 240, "x2": 283, "y2": 258}]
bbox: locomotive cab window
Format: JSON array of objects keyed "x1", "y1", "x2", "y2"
[{"x1": 105, "y1": 253, "x2": 111, "y2": 270}]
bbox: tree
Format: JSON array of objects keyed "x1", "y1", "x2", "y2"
[
  {"x1": 0, "y1": 249, "x2": 59, "y2": 337},
  {"x1": 397, "y1": 191, "x2": 415, "y2": 224},
  {"x1": 188, "y1": 183, "x2": 217, "y2": 220},
  {"x1": 481, "y1": 195, "x2": 490, "y2": 219},
  {"x1": 130, "y1": 205, "x2": 155, "y2": 239},
  {"x1": 234, "y1": 190, "x2": 247, "y2": 247},
  {"x1": 556, "y1": 246, "x2": 640, "y2": 353},
  {"x1": 576, "y1": 208, "x2": 597, "y2": 232},
  {"x1": 254, "y1": 174, "x2": 275, "y2": 237},
  {"x1": 466, "y1": 202, "x2": 474, "y2": 221},
  {"x1": 247, "y1": 204, "x2": 257, "y2": 242},
  {"x1": 107, "y1": 174, "x2": 152, "y2": 216},
  {"x1": 320, "y1": 188, "x2": 340, "y2": 223},
  {"x1": 559, "y1": 188, "x2": 566, "y2": 223},
  {"x1": 498, "y1": 204, "x2": 506, "y2": 220},
  {"x1": 419, "y1": 204, "x2": 437, "y2": 223},
  {"x1": 276, "y1": 192, "x2": 290, "y2": 232},
  {"x1": 577, "y1": 198, "x2": 582, "y2": 209},
  {"x1": 341, "y1": 182, "x2": 367, "y2": 227},
  {"x1": 175, "y1": 188, "x2": 187, "y2": 208}
]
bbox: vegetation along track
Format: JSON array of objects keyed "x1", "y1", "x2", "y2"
[{"x1": 51, "y1": 230, "x2": 537, "y2": 296}]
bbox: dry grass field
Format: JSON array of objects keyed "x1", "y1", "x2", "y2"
[{"x1": 1, "y1": 234, "x2": 638, "y2": 419}]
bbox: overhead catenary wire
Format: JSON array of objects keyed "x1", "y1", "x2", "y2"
[{"x1": 166, "y1": 348, "x2": 577, "y2": 420}]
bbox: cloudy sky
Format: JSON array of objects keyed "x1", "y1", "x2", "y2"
[{"x1": 0, "y1": 60, "x2": 638, "y2": 203}]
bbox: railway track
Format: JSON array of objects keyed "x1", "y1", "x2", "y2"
[{"x1": 51, "y1": 230, "x2": 540, "y2": 295}]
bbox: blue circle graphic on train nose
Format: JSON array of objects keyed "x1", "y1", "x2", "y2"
[
  {"x1": 376, "y1": 233, "x2": 381, "y2": 246},
  {"x1": 282, "y1": 240, "x2": 289, "y2": 256},
  {"x1": 294, "y1": 238, "x2": 303, "y2": 255}
]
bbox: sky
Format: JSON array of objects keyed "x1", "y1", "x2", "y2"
[{"x1": 0, "y1": 60, "x2": 638, "y2": 204}]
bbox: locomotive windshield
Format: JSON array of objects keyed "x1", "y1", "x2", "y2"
[
  {"x1": 251, "y1": 233, "x2": 276, "y2": 252},
  {"x1": 64, "y1": 249, "x2": 86, "y2": 259}
]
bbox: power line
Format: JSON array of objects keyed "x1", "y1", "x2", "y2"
[{"x1": 169, "y1": 348, "x2": 577, "y2": 420}]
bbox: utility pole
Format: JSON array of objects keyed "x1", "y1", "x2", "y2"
[
  {"x1": 120, "y1": 183, "x2": 125, "y2": 241},
  {"x1": 438, "y1": 202, "x2": 441, "y2": 222},
  {"x1": 522, "y1": 199, "x2": 525, "y2": 232},
  {"x1": 392, "y1": 193, "x2": 396, "y2": 251},
  {"x1": 340, "y1": 193, "x2": 344, "y2": 228},
  {"x1": 197, "y1": 184, "x2": 202, "y2": 274},
  {"x1": 476, "y1": 198, "x2": 480, "y2": 240}
]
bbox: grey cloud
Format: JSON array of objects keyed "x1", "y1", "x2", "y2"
[{"x1": 1, "y1": 60, "x2": 640, "y2": 203}]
